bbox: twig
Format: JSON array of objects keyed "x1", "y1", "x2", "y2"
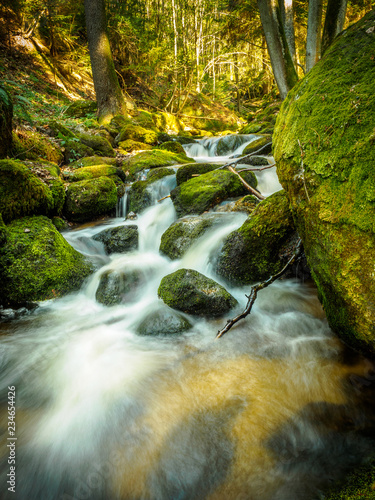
[
  {"x1": 227, "y1": 166, "x2": 265, "y2": 200},
  {"x1": 216, "y1": 238, "x2": 302, "y2": 339},
  {"x1": 158, "y1": 194, "x2": 171, "y2": 202},
  {"x1": 237, "y1": 163, "x2": 276, "y2": 172}
]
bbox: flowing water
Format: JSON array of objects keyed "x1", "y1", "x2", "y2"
[{"x1": 0, "y1": 137, "x2": 375, "y2": 500}]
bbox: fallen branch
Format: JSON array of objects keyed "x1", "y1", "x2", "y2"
[
  {"x1": 227, "y1": 166, "x2": 265, "y2": 200},
  {"x1": 237, "y1": 163, "x2": 276, "y2": 172},
  {"x1": 158, "y1": 194, "x2": 171, "y2": 202},
  {"x1": 216, "y1": 238, "x2": 302, "y2": 339}
]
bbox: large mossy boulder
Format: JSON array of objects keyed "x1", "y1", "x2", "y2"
[
  {"x1": 156, "y1": 141, "x2": 186, "y2": 155},
  {"x1": 64, "y1": 165, "x2": 124, "y2": 183},
  {"x1": 215, "y1": 190, "x2": 295, "y2": 284},
  {"x1": 158, "y1": 268, "x2": 238, "y2": 317},
  {"x1": 170, "y1": 169, "x2": 255, "y2": 217},
  {"x1": 273, "y1": 11, "x2": 375, "y2": 355},
  {"x1": 78, "y1": 132, "x2": 115, "y2": 157},
  {"x1": 0, "y1": 85, "x2": 13, "y2": 158},
  {"x1": 69, "y1": 156, "x2": 118, "y2": 170},
  {"x1": 0, "y1": 216, "x2": 93, "y2": 307},
  {"x1": 93, "y1": 225, "x2": 138, "y2": 254},
  {"x1": 12, "y1": 129, "x2": 63, "y2": 164},
  {"x1": 128, "y1": 167, "x2": 174, "y2": 213},
  {"x1": 123, "y1": 150, "x2": 191, "y2": 181},
  {"x1": 64, "y1": 177, "x2": 117, "y2": 222},
  {"x1": 137, "y1": 308, "x2": 192, "y2": 336},
  {"x1": 176, "y1": 163, "x2": 217, "y2": 185}
]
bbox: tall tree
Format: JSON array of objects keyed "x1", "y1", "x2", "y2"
[
  {"x1": 84, "y1": 0, "x2": 135, "y2": 124},
  {"x1": 305, "y1": 0, "x2": 323, "y2": 72},
  {"x1": 321, "y1": 0, "x2": 348, "y2": 55},
  {"x1": 257, "y1": 0, "x2": 298, "y2": 99}
]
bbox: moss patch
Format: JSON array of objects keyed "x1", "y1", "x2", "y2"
[
  {"x1": 78, "y1": 132, "x2": 115, "y2": 157},
  {"x1": 242, "y1": 135, "x2": 272, "y2": 156},
  {"x1": 64, "y1": 165, "x2": 122, "y2": 182},
  {"x1": 176, "y1": 163, "x2": 217, "y2": 185},
  {"x1": 324, "y1": 460, "x2": 375, "y2": 499},
  {"x1": 123, "y1": 149, "x2": 191, "y2": 181},
  {"x1": 65, "y1": 100, "x2": 97, "y2": 118},
  {"x1": 69, "y1": 156, "x2": 118, "y2": 170},
  {"x1": 118, "y1": 139, "x2": 152, "y2": 152},
  {"x1": 0, "y1": 215, "x2": 93, "y2": 306},
  {"x1": 156, "y1": 141, "x2": 186, "y2": 155},
  {"x1": 115, "y1": 124, "x2": 158, "y2": 145},
  {"x1": 12, "y1": 129, "x2": 63, "y2": 164}
]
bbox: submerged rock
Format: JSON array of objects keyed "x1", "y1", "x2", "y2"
[
  {"x1": 96, "y1": 269, "x2": 143, "y2": 306},
  {"x1": 158, "y1": 268, "x2": 237, "y2": 317},
  {"x1": 242, "y1": 135, "x2": 272, "y2": 156},
  {"x1": 215, "y1": 190, "x2": 296, "y2": 284},
  {"x1": 0, "y1": 216, "x2": 93, "y2": 307},
  {"x1": 137, "y1": 308, "x2": 192, "y2": 336},
  {"x1": 93, "y1": 225, "x2": 138, "y2": 254},
  {"x1": 128, "y1": 167, "x2": 174, "y2": 213},
  {"x1": 216, "y1": 134, "x2": 254, "y2": 156},
  {"x1": 273, "y1": 10, "x2": 375, "y2": 355}
]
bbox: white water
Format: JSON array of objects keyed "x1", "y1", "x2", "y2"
[{"x1": 0, "y1": 140, "x2": 374, "y2": 500}]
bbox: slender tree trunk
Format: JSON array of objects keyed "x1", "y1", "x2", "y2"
[
  {"x1": 282, "y1": 0, "x2": 296, "y2": 64},
  {"x1": 321, "y1": 0, "x2": 347, "y2": 55},
  {"x1": 306, "y1": 0, "x2": 323, "y2": 72},
  {"x1": 84, "y1": 0, "x2": 135, "y2": 124},
  {"x1": 257, "y1": 0, "x2": 298, "y2": 100}
]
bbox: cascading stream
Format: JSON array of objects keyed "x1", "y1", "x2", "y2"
[{"x1": 0, "y1": 138, "x2": 374, "y2": 500}]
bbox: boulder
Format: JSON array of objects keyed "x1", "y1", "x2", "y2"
[
  {"x1": 118, "y1": 139, "x2": 152, "y2": 152},
  {"x1": 96, "y1": 269, "x2": 143, "y2": 306},
  {"x1": 0, "y1": 85, "x2": 13, "y2": 158},
  {"x1": 123, "y1": 150, "x2": 191, "y2": 181},
  {"x1": 93, "y1": 225, "x2": 138, "y2": 254},
  {"x1": 63, "y1": 139, "x2": 95, "y2": 164},
  {"x1": 216, "y1": 134, "x2": 255, "y2": 156},
  {"x1": 64, "y1": 165, "x2": 124, "y2": 182},
  {"x1": 69, "y1": 156, "x2": 118, "y2": 170},
  {"x1": 65, "y1": 100, "x2": 97, "y2": 118},
  {"x1": 273, "y1": 10, "x2": 375, "y2": 355},
  {"x1": 160, "y1": 213, "x2": 230, "y2": 259},
  {"x1": 0, "y1": 216, "x2": 93, "y2": 307},
  {"x1": 242, "y1": 135, "x2": 272, "y2": 156},
  {"x1": 170, "y1": 169, "x2": 255, "y2": 217},
  {"x1": 215, "y1": 190, "x2": 296, "y2": 284},
  {"x1": 64, "y1": 177, "x2": 117, "y2": 222},
  {"x1": 158, "y1": 268, "x2": 237, "y2": 317},
  {"x1": 176, "y1": 163, "x2": 217, "y2": 185},
  {"x1": 128, "y1": 167, "x2": 175, "y2": 213},
  {"x1": 12, "y1": 129, "x2": 63, "y2": 164},
  {"x1": 156, "y1": 141, "x2": 186, "y2": 155},
  {"x1": 78, "y1": 132, "x2": 115, "y2": 157},
  {"x1": 137, "y1": 308, "x2": 192, "y2": 336},
  {"x1": 115, "y1": 124, "x2": 158, "y2": 145},
  {"x1": 237, "y1": 156, "x2": 270, "y2": 166}
]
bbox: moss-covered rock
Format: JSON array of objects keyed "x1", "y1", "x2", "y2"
[
  {"x1": 123, "y1": 149, "x2": 191, "y2": 181},
  {"x1": 78, "y1": 132, "x2": 115, "y2": 157},
  {"x1": 109, "y1": 114, "x2": 132, "y2": 132},
  {"x1": 137, "y1": 307, "x2": 192, "y2": 336},
  {"x1": 154, "y1": 112, "x2": 184, "y2": 133},
  {"x1": 174, "y1": 136, "x2": 197, "y2": 146},
  {"x1": 27, "y1": 161, "x2": 65, "y2": 215},
  {"x1": 176, "y1": 163, "x2": 216, "y2": 185},
  {"x1": 239, "y1": 123, "x2": 262, "y2": 134},
  {"x1": 170, "y1": 169, "x2": 252, "y2": 217},
  {"x1": 115, "y1": 124, "x2": 158, "y2": 145},
  {"x1": 160, "y1": 213, "x2": 231, "y2": 259},
  {"x1": 128, "y1": 168, "x2": 175, "y2": 213},
  {"x1": 0, "y1": 159, "x2": 54, "y2": 223},
  {"x1": 238, "y1": 156, "x2": 270, "y2": 166},
  {"x1": 156, "y1": 141, "x2": 186, "y2": 155},
  {"x1": 215, "y1": 190, "x2": 296, "y2": 284},
  {"x1": 63, "y1": 138, "x2": 95, "y2": 164},
  {"x1": 64, "y1": 177, "x2": 117, "y2": 222},
  {"x1": 64, "y1": 165, "x2": 124, "y2": 182},
  {"x1": 273, "y1": 10, "x2": 375, "y2": 355},
  {"x1": 158, "y1": 268, "x2": 237, "y2": 317},
  {"x1": 242, "y1": 135, "x2": 272, "y2": 156},
  {"x1": 0, "y1": 85, "x2": 13, "y2": 158},
  {"x1": 47, "y1": 120, "x2": 76, "y2": 139},
  {"x1": 96, "y1": 269, "x2": 143, "y2": 305},
  {"x1": 12, "y1": 129, "x2": 63, "y2": 164},
  {"x1": 69, "y1": 156, "x2": 118, "y2": 170},
  {"x1": 216, "y1": 134, "x2": 255, "y2": 156},
  {"x1": 93, "y1": 225, "x2": 138, "y2": 254},
  {"x1": 118, "y1": 139, "x2": 152, "y2": 152},
  {"x1": 65, "y1": 100, "x2": 97, "y2": 118},
  {"x1": 0, "y1": 216, "x2": 93, "y2": 306},
  {"x1": 51, "y1": 216, "x2": 69, "y2": 231}
]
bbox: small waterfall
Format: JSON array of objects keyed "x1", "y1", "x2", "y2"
[
  {"x1": 183, "y1": 134, "x2": 258, "y2": 159},
  {"x1": 116, "y1": 191, "x2": 128, "y2": 218}
]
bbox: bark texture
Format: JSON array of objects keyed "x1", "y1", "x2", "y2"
[
  {"x1": 305, "y1": 0, "x2": 323, "y2": 72},
  {"x1": 321, "y1": 0, "x2": 348, "y2": 55}
]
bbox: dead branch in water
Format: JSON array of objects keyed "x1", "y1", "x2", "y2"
[
  {"x1": 227, "y1": 166, "x2": 265, "y2": 200},
  {"x1": 216, "y1": 238, "x2": 302, "y2": 339},
  {"x1": 237, "y1": 163, "x2": 276, "y2": 172},
  {"x1": 158, "y1": 194, "x2": 171, "y2": 202}
]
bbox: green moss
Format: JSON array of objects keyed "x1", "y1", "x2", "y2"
[
  {"x1": 51, "y1": 216, "x2": 68, "y2": 231},
  {"x1": 158, "y1": 268, "x2": 238, "y2": 317},
  {"x1": 48, "y1": 120, "x2": 76, "y2": 139},
  {"x1": 239, "y1": 123, "x2": 262, "y2": 134},
  {"x1": 0, "y1": 213, "x2": 7, "y2": 245},
  {"x1": 64, "y1": 176, "x2": 118, "y2": 222},
  {"x1": 78, "y1": 132, "x2": 115, "y2": 157},
  {"x1": 170, "y1": 169, "x2": 250, "y2": 217},
  {"x1": 0, "y1": 159, "x2": 54, "y2": 223},
  {"x1": 65, "y1": 100, "x2": 97, "y2": 118},
  {"x1": 242, "y1": 135, "x2": 272, "y2": 156},
  {"x1": 215, "y1": 190, "x2": 295, "y2": 284},
  {"x1": 154, "y1": 112, "x2": 184, "y2": 133},
  {"x1": 0, "y1": 215, "x2": 93, "y2": 306},
  {"x1": 0, "y1": 84, "x2": 13, "y2": 158},
  {"x1": 176, "y1": 163, "x2": 217, "y2": 185},
  {"x1": 12, "y1": 129, "x2": 63, "y2": 164},
  {"x1": 115, "y1": 124, "x2": 158, "y2": 145},
  {"x1": 63, "y1": 138, "x2": 95, "y2": 163},
  {"x1": 109, "y1": 114, "x2": 132, "y2": 132},
  {"x1": 156, "y1": 141, "x2": 186, "y2": 155},
  {"x1": 69, "y1": 156, "x2": 118, "y2": 170},
  {"x1": 118, "y1": 139, "x2": 152, "y2": 152},
  {"x1": 134, "y1": 110, "x2": 158, "y2": 130},
  {"x1": 273, "y1": 10, "x2": 375, "y2": 355},
  {"x1": 324, "y1": 460, "x2": 375, "y2": 499},
  {"x1": 123, "y1": 149, "x2": 192, "y2": 181},
  {"x1": 128, "y1": 167, "x2": 174, "y2": 213},
  {"x1": 65, "y1": 165, "x2": 121, "y2": 182}
]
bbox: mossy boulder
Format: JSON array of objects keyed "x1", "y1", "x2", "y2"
[
  {"x1": 96, "y1": 269, "x2": 143, "y2": 306},
  {"x1": 64, "y1": 177, "x2": 117, "y2": 222},
  {"x1": 160, "y1": 213, "x2": 232, "y2": 259},
  {"x1": 0, "y1": 85, "x2": 13, "y2": 158},
  {"x1": 26, "y1": 161, "x2": 65, "y2": 215},
  {"x1": 242, "y1": 135, "x2": 272, "y2": 156},
  {"x1": 52, "y1": 216, "x2": 69, "y2": 231},
  {"x1": 115, "y1": 124, "x2": 158, "y2": 145},
  {"x1": 65, "y1": 100, "x2": 97, "y2": 118},
  {"x1": 128, "y1": 168, "x2": 175, "y2": 213},
  {"x1": 0, "y1": 159, "x2": 54, "y2": 223},
  {"x1": 93, "y1": 225, "x2": 138, "y2": 254},
  {"x1": 176, "y1": 163, "x2": 217, "y2": 185},
  {"x1": 174, "y1": 136, "x2": 197, "y2": 146},
  {"x1": 123, "y1": 150, "x2": 191, "y2": 181},
  {"x1": 238, "y1": 156, "x2": 270, "y2": 166},
  {"x1": 230, "y1": 195, "x2": 260, "y2": 214},
  {"x1": 239, "y1": 124, "x2": 263, "y2": 134},
  {"x1": 64, "y1": 165, "x2": 124, "y2": 182},
  {"x1": 118, "y1": 139, "x2": 152, "y2": 152},
  {"x1": 216, "y1": 134, "x2": 255, "y2": 156},
  {"x1": 154, "y1": 112, "x2": 184, "y2": 133},
  {"x1": 0, "y1": 216, "x2": 93, "y2": 307},
  {"x1": 158, "y1": 268, "x2": 238, "y2": 317},
  {"x1": 156, "y1": 141, "x2": 186, "y2": 155},
  {"x1": 12, "y1": 129, "x2": 63, "y2": 164},
  {"x1": 78, "y1": 132, "x2": 115, "y2": 157},
  {"x1": 69, "y1": 156, "x2": 118, "y2": 170},
  {"x1": 170, "y1": 169, "x2": 254, "y2": 216},
  {"x1": 63, "y1": 138, "x2": 95, "y2": 164},
  {"x1": 215, "y1": 190, "x2": 296, "y2": 284},
  {"x1": 47, "y1": 120, "x2": 76, "y2": 139},
  {"x1": 137, "y1": 308, "x2": 192, "y2": 336},
  {"x1": 273, "y1": 11, "x2": 375, "y2": 356}
]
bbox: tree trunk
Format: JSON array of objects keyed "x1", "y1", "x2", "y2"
[
  {"x1": 305, "y1": 0, "x2": 323, "y2": 72},
  {"x1": 282, "y1": 0, "x2": 296, "y2": 64},
  {"x1": 321, "y1": 0, "x2": 347, "y2": 55},
  {"x1": 84, "y1": 0, "x2": 135, "y2": 124},
  {"x1": 257, "y1": 0, "x2": 298, "y2": 100}
]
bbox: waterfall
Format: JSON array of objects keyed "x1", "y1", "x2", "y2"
[{"x1": 0, "y1": 137, "x2": 374, "y2": 500}]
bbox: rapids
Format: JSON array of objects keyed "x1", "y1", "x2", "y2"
[{"x1": 0, "y1": 137, "x2": 374, "y2": 500}]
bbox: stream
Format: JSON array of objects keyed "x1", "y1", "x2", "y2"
[{"x1": 0, "y1": 135, "x2": 374, "y2": 500}]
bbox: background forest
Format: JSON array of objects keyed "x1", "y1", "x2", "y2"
[{"x1": 0, "y1": 0, "x2": 374, "y2": 125}]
